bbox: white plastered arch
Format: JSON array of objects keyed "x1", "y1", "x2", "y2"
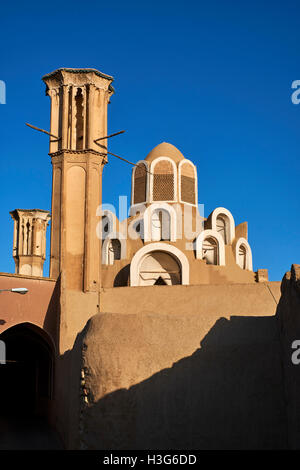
[
  {"x1": 143, "y1": 202, "x2": 177, "y2": 242},
  {"x1": 150, "y1": 156, "x2": 178, "y2": 202},
  {"x1": 130, "y1": 242, "x2": 189, "y2": 286},
  {"x1": 210, "y1": 207, "x2": 235, "y2": 245},
  {"x1": 195, "y1": 229, "x2": 226, "y2": 266},
  {"x1": 235, "y1": 237, "x2": 253, "y2": 271},
  {"x1": 102, "y1": 232, "x2": 127, "y2": 265}
]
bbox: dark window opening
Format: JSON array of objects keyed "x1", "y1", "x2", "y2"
[{"x1": 75, "y1": 88, "x2": 84, "y2": 150}]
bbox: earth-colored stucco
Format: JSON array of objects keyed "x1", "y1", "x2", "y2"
[
  {"x1": 79, "y1": 305, "x2": 287, "y2": 449},
  {"x1": 100, "y1": 282, "x2": 281, "y2": 317},
  {"x1": 0, "y1": 273, "x2": 58, "y2": 348},
  {"x1": 64, "y1": 281, "x2": 285, "y2": 450}
]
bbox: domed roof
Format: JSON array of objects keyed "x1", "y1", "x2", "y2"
[{"x1": 145, "y1": 142, "x2": 185, "y2": 164}]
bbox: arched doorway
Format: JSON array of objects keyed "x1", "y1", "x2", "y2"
[
  {"x1": 130, "y1": 242, "x2": 190, "y2": 286},
  {"x1": 0, "y1": 324, "x2": 61, "y2": 449},
  {"x1": 0, "y1": 323, "x2": 53, "y2": 418}
]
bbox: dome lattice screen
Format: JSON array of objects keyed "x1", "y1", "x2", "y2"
[
  {"x1": 180, "y1": 162, "x2": 195, "y2": 204},
  {"x1": 153, "y1": 160, "x2": 174, "y2": 201},
  {"x1": 134, "y1": 163, "x2": 147, "y2": 204}
]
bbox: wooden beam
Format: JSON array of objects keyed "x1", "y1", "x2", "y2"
[
  {"x1": 25, "y1": 122, "x2": 60, "y2": 140},
  {"x1": 94, "y1": 130, "x2": 125, "y2": 142}
]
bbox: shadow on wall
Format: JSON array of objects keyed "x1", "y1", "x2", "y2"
[
  {"x1": 276, "y1": 264, "x2": 300, "y2": 450},
  {"x1": 114, "y1": 264, "x2": 130, "y2": 287},
  {"x1": 75, "y1": 311, "x2": 288, "y2": 450},
  {"x1": 2, "y1": 270, "x2": 297, "y2": 450}
]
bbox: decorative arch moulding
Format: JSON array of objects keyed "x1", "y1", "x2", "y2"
[
  {"x1": 234, "y1": 237, "x2": 253, "y2": 271},
  {"x1": 207, "y1": 207, "x2": 236, "y2": 245},
  {"x1": 130, "y1": 242, "x2": 190, "y2": 286},
  {"x1": 195, "y1": 229, "x2": 226, "y2": 266}
]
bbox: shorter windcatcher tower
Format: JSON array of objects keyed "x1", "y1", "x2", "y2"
[{"x1": 10, "y1": 209, "x2": 50, "y2": 276}]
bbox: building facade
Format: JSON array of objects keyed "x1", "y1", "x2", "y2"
[{"x1": 0, "y1": 68, "x2": 299, "y2": 450}]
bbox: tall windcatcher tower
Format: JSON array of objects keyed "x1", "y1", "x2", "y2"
[{"x1": 42, "y1": 68, "x2": 114, "y2": 292}]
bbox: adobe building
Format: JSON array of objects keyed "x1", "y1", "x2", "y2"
[{"x1": 0, "y1": 67, "x2": 299, "y2": 450}]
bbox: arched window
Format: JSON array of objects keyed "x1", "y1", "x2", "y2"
[
  {"x1": 195, "y1": 229, "x2": 225, "y2": 266},
  {"x1": 133, "y1": 162, "x2": 147, "y2": 204},
  {"x1": 102, "y1": 233, "x2": 126, "y2": 265},
  {"x1": 128, "y1": 217, "x2": 145, "y2": 240},
  {"x1": 134, "y1": 220, "x2": 144, "y2": 238},
  {"x1": 179, "y1": 161, "x2": 196, "y2": 205},
  {"x1": 210, "y1": 207, "x2": 235, "y2": 245},
  {"x1": 143, "y1": 203, "x2": 176, "y2": 242},
  {"x1": 152, "y1": 158, "x2": 175, "y2": 202},
  {"x1": 235, "y1": 238, "x2": 253, "y2": 271},
  {"x1": 202, "y1": 237, "x2": 218, "y2": 265},
  {"x1": 108, "y1": 239, "x2": 121, "y2": 264},
  {"x1": 151, "y1": 209, "x2": 171, "y2": 241},
  {"x1": 216, "y1": 215, "x2": 228, "y2": 244},
  {"x1": 98, "y1": 210, "x2": 117, "y2": 241},
  {"x1": 102, "y1": 216, "x2": 109, "y2": 239},
  {"x1": 75, "y1": 88, "x2": 84, "y2": 150},
  {"x1": 238, "y1": 244, "x2": 246, "y2": 269}
]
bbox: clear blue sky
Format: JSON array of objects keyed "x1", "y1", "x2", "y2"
[{"x1": 0, "y1": 0, "x2": 299, "y2": 280}]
